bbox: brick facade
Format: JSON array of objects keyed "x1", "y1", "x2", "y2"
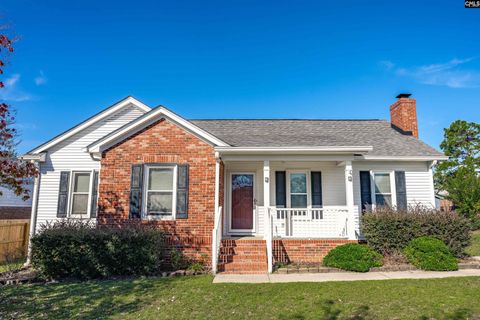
[
  {"x1": 390, "y1": 97, "x2": 418, "y2": 138},
  {"x1": 96, "y1": 117, "x2": 356, "y2": 269},
  {"x1": 273, "y1": 239, "x2": 357, "y2": 264},
  {"x1": 97, "y1": 118, "x2": 220, "y2": 263}
]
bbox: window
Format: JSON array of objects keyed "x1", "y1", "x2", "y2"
[
  {"x1": 70, "y1": 172, "x2": 91, "y2": 216},
  {"x1": 289, "y1": 173, "x2": 308, "y2": 208},
  {"x1": 373, "y1": 173, "x2": 392, "y2": 207},
  {"x1": 144, "y1": 166, "x2": 176, "y2": 217}
]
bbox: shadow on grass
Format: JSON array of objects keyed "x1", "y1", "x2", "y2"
[
  {"x1": 0, "y1": 276, "x2": 173, "y2": 319},
  {"x1": 279, "y1": 300, "x2": 473, "y2": 320}
]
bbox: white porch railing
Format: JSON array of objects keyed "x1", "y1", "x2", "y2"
[
  {"x1": 211, "y1": 206, "x2": 223, "y2": 274},
  {"x1": 265, "y1": 207, "x2": 273, "y2": 273},
  {"x1": 270, "y1": 206, "x2": 350, "y2": 238}
]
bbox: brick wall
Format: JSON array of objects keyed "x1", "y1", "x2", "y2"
[
  {"x1": 273, "y1": 239, "x2": 357, "y2": 264},
  {"x1": 390, "y1": 97, "x2": 418, "y2": 138},
  {"x1": 97, "y1": 118, "x2": 219, "y2": 263}
]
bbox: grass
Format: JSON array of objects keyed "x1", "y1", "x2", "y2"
[
  {"x1": 466, "y1": 230, "x2": 480, "y2": 257},
  {"x1": 1, "y1": 275, "x2": 480, "y2": 319},
  {"x1": 0, "y1": 259, "x2": 24, "y2": 273}
]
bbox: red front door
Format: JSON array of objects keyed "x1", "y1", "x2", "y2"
[{"x1": 231, "y1": 174, "x2": 254, "y2": 230}]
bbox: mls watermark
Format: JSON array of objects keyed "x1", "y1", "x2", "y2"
[{"x1": 465, "y1": 0, "x2": 480, "y2": 8}]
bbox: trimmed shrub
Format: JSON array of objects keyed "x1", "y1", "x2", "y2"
[
  {"x1": 31, "y1": 220, "x2": 166, "y2": 279},
  {"x1": 322, "y1": 243, "x2": 383, "y2": 272},
  {"x1": 361, "y1": 207, "x2": 471, "y2": 257},
  {"x1": 404, "y1": 236, "x2": 458, "y2": 271}
]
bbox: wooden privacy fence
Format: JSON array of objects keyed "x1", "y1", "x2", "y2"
[{"x1": 0, "y1": 219, "x2": 30, "y2": 263}]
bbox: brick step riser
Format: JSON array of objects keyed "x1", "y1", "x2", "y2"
[{"x1": 218, "y1": 265, "x2": 268, "y2": 272}]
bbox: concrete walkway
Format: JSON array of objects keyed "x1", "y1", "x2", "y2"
[{"x1": 213, "y1": 269, "x2": 480, "y2": 283}]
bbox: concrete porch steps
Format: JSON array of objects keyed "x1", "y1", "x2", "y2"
[{"x1": 217, "y1": 238, "x2": 268, "y2": 274}]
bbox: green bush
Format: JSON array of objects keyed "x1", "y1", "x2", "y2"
[
  {"x1": 322, "y1": 243, "x2": 383, "y2": 272},
  {"x1": 361, "y1": 207, "x2": 471, "y2": 257},
  {"x1": 31, "y1": 220, "x2": 166, "y2": 279},
  {"x1": 404, "y1": 236, "x2": 458, "y2": 271}
]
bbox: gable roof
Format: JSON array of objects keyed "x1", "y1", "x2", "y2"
[
  {"x1": 27, "y1": 96, "x2": 151, "y2": 154},
  {"x1": 86, "y1": 106, "x2": 230, "y2": 153},
  {"x1": 190, "y1": 119, "x2": 445, "y2": 158}
]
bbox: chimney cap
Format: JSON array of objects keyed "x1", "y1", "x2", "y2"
[{"x1": 396, "y1": 93, "x2": 412, "y2": 99}]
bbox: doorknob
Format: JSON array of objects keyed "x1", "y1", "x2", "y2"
[{"x1": 254, "y1": 198, "x2": 258, "y2": 205}]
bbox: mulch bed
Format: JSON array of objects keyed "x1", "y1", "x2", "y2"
[{"x1": 0, "y1": 267, "x2": 208, "y2": 286}]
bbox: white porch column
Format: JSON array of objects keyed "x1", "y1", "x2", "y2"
[
  {"x1": 214, "y1": 152, "x2": 221, "y2": 215},
  {"x1": 263, "y1": 160, "x2": 273, "y2": 273},
  {"x1": 263, "y1": 160, "x2": 270, "y2": 209},
  {"x1": 344, "y1": 160, "x2": 357, "y2": 240}
]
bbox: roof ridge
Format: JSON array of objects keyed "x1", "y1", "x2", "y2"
[{"x1": 190, "y1": 118, "x2": 386, "y2": 121}]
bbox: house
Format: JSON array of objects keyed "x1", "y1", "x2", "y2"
[
  {"x1": 23, "y1": 94, "x2": 447, "y2": 274},
  {"x1": 0, "y1": 180, "x2": 33, "y2": 220}
]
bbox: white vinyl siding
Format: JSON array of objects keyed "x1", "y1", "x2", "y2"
[
  {"x1": 224, "y1": 160, "x2": 435, "y2": 237},
  {"x1": 0, "y1": 182, "x2": 33, "y2": 207},
  {"x1": 352, "y1": 161, "x2": 435, "y2": 209},
  {"x1": 35, "y1": 104, "x2": 146, "y2": 229}
]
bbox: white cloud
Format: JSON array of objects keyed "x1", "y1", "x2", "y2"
[
  {"x1": 381, "y1": 58, "x2": 480, "y2": 88},
  {"x1": 0, "y1": 74, "x2": 31, "y2": 102},
  {"x1": 379, "y1": 60, "x2": 395, "y2": 71},
  {"x1": 34, "y1": 71, "x2": 47, "y2": 86}
]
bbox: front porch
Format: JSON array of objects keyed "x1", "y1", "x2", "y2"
[{"x1": 212, "y1": 155, "x2": 362, "y2": 273}]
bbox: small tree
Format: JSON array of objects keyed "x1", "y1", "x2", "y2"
[
  {"x1": 0, "y1": 31, "x2": 37, "y2": 200},
  {"x1": 435, "y1": 120, "x2": 480, "y2": 219}
]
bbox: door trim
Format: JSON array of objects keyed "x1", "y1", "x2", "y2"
[{"x1": 228, "y1": 172, "x2": 256, "y2": 235}]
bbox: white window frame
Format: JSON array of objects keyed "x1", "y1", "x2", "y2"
[
  {"x1": 68, "y1": 170, "x2": 93, "y2": 218},
  {"x1": 286, "y1": 170, "x2": 311, "y2": 209},
  {"x1": 142, "y1": 164, "x2": 178, "y2": 221},
  {"x1": 370, "y1": 171, "x2": 397, "y2": 209}
]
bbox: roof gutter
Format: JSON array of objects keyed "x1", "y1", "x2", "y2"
[
  {"x1": 215, "y1": 146, "x2": 373, "y2": 155},
  {"x1": 358, "y1": 155, "x2": 449, "y2": 161},
  {"x1": 20, "y1": 153, "x2": 47, "y2": 163}
]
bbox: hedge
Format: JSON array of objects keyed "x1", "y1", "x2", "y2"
[
  {"x1": 322, "y1": 243, "x2": 383, "y2": 272},
  {"x1": 31, "y1": 220, "x2": 167, "y2": 279},
  {"x1": 361, "y1": 207, "x2": 471, "y2": 257},
  {"x1": 404, "y1": 236, "x2": 458, "y2": 271}
]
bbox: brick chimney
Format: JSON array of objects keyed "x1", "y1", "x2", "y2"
[{"x1": 390, "y1": 93, "x2": 418, "y2": 138}]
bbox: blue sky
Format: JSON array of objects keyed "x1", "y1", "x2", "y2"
[{"x1": 1, "y1": 0, "x2": 479, "y2": 154}]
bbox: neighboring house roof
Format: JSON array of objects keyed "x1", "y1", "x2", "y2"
[
  {"x1": 190, "y1": 119, "x2": 444, "y2": 157},
  {"x1": 26, "y1": 96, "x2": 151, "y2": 155}
]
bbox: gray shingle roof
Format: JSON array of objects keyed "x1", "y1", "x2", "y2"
[{"x1": 191, "y1": 119, "x2": 443, "y2": 157}]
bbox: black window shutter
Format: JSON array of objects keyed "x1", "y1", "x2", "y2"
[
  {"x1": 275, "y1": 171, "x2": 286, "y2": 208},
  {"x1": 90, "y1": 170, "x2": 99, "y2": 218},
  {"x1": 57, "y1": 171, "x2": 70, "y2": 218},
  {"x1": 395, "y1": 171, "x2": 408, "y2": 210},
  {"x1": 129, "y1": 164, "x2": 143, "y2": 219},
  {"x1": 311, "y1": 171, "x2": 323, "y2": 208},
  {"x1": 176, "y1": 164, "x2": 189, "y2": 219},
  {"x1": 360, "y1": 171, "x2": 372, "y2": 211}
]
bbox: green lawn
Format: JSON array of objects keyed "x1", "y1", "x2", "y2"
[
  {"x1": 1, "y1": 275, "x2": 480, "y2": 319},
  {"x1": 466, "y1": 230, "x2": 480, "y2": 257}
]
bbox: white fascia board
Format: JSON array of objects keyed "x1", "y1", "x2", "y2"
[
  {"x1": 215, "y1": 146, "x2": 373, "y2": 155},
  {"x1": 20, "y1": 153, "x2": 46, "y2": 162},
  {"x1": 28, "y1": 96, "x2": 151, "y2": 154},
  {"x1": 358, "y1": 155, "x2": 449, "y2": 161},
  {"x1": 87, "y1": 107, "x2": 229, "y2": 153}
]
